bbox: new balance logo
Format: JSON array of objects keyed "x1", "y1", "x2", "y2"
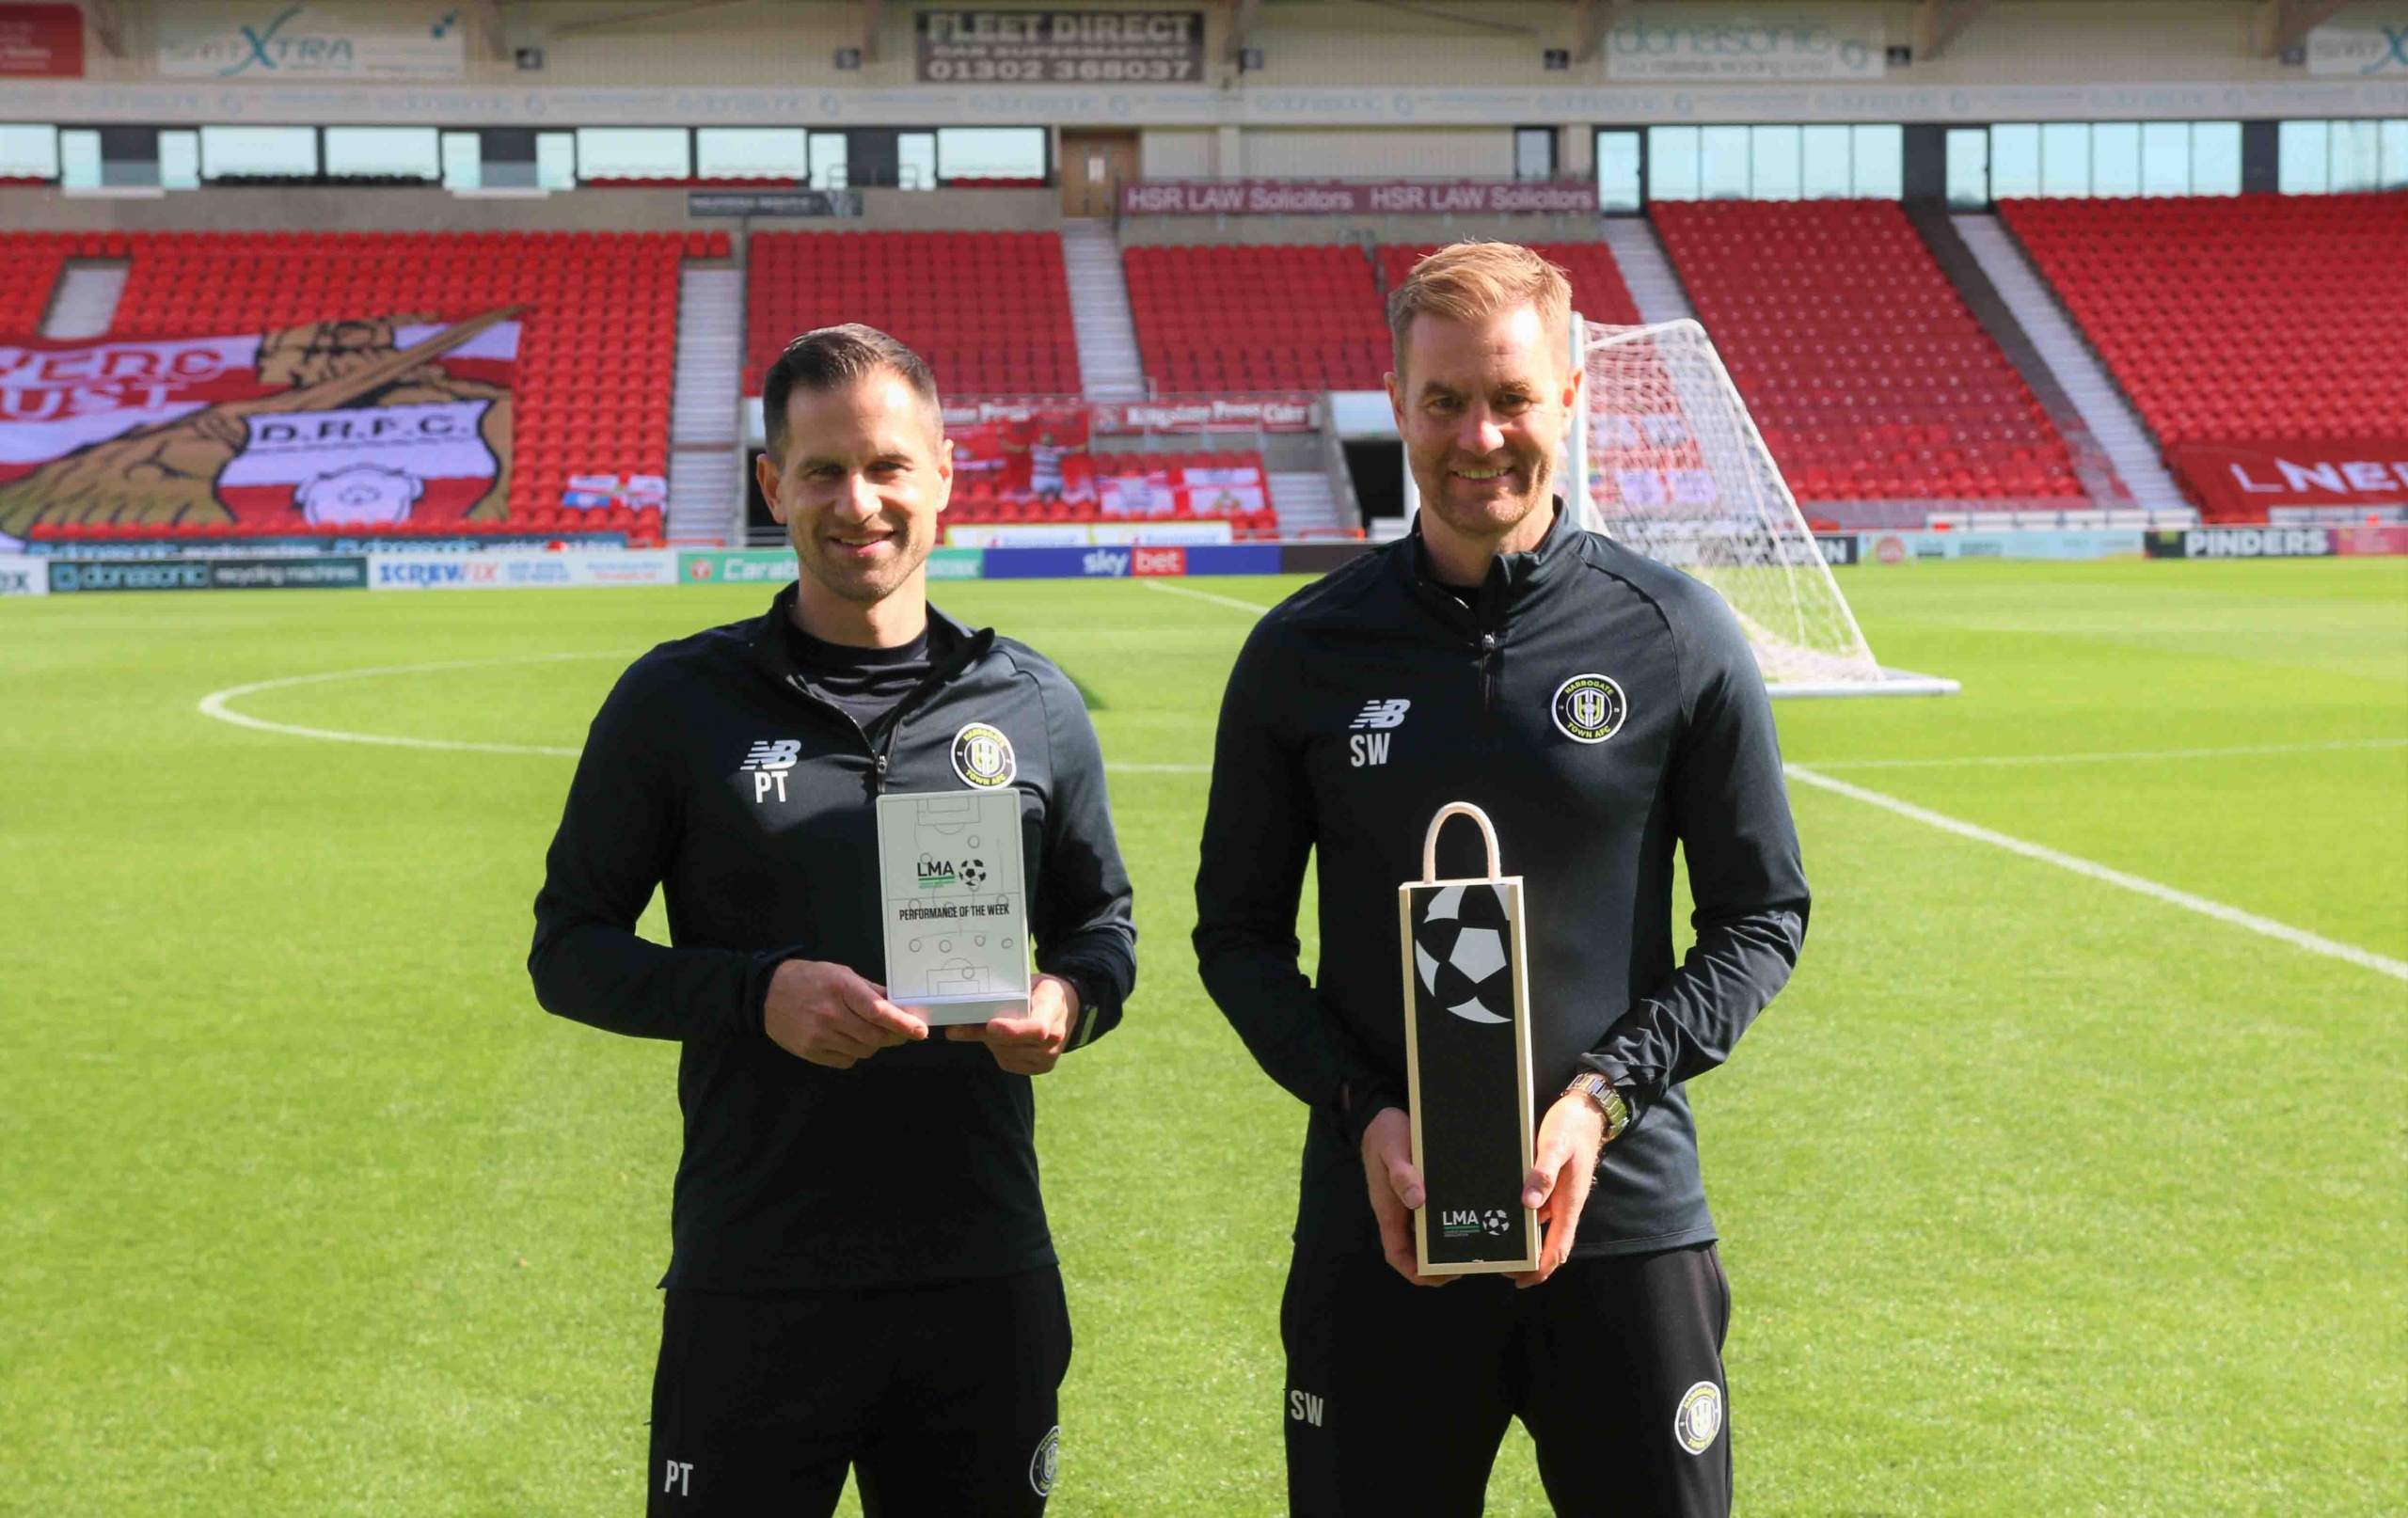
[
  {"x1": 741, "y1": 738, "x2": 800, "y2": 803},
  {"x1": 1288, "y1": 1389, "x2": 1325, "y2": 1427},
  {"x1": 1349, "y1": 699, "x2": 1406, "y2": 767}
]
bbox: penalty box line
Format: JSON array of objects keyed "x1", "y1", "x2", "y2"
[{"x1": 1136, "y1": 577, "x2": 2408, "y2": 986}]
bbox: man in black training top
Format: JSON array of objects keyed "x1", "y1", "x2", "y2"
[
  {"x1": 530, "y1": 324, "x2": 1134, "y2": 1516},
  {"x1": 1193, "y1": 242, "x2": 1808, "y2": 1516}
]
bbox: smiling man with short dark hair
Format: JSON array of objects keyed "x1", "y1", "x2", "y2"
[{"x1": 530, "y1": 324, "x2": 1134, "y2": 1517}]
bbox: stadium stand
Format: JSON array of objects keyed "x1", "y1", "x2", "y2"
[
  {"x1": 1999, "y1": 193, "x2": 2408, "y2": 480},
  {"x1": 48, "y1": 229, "x2": 724, "y2": 544},
  {"x1": 0, "y1": 231, "x2": 108, "y2": 334},
  {"x1": 948, "y1": 445, "x2": 1278, "y2": 540},
  {"x1": 1654, "y1": 200, "x2": 2082, "y2": 503},
  {"x1": 745, "y1": 230, "x2": 1078, "y2": 398},
  {"x1": 1374, "y1": 241, "x2": 1644, "y2": 328},
  {"x1": 1123, "y1": 243, "x2": 1388, "y2": 394}
]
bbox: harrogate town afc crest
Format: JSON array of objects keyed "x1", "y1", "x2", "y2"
[
  {"x1": 950, "y1": 721, "x2": 1018, "y2": 789},
  {"x1": 1673, "y1": 1381, "x2": 1723, "y2": 1455},
  {"x1": 1028, "y1": 1426, "x2": 1060, "y2": 1496},
  {"x1": 1551, "y1": 673, "x2": 1627, "y2": 744}
]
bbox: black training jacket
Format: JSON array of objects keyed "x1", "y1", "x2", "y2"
[
  {"x1": 1194, "y1": 506, "x2": 1807, "y2": 1258},
  {"x1": 529, "y1": 583, "x2": 1135, "y2": 1290}
]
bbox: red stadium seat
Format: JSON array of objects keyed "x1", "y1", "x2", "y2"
[
  {"x1": 1651, "y1": 201, "x2": 2082, "y2": 503},
  {"x1": 2000, "y1": 192, "x2": 2408, "y2": 519}
]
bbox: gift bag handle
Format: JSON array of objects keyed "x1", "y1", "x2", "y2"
[{"x1": 1421, "y1": 802, "x2": 1503, "y2": 885}]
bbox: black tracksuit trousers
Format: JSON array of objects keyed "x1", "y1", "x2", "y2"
[{"x1": 1282, "y1": 1230, "x2": 1734, "y2": 1517}]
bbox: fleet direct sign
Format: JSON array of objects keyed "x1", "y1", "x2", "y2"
[{"x1": 916, "y1": 9, "x2": 1203, "y2": 83}]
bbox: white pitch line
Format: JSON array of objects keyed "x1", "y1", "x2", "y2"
[
  {"x1": 1807, "y1": 736, "x2": 2408, "y2": 771},
  {"x1": 1784, "y1": 764, "x2": 2408, "y2": 985},
  {"x1": 1133, "y1": 579, "x2": 1280, "y2": 616},
  {"x1": 197, "y1": 652, "x2": 633, "y2": 756},
  {"x1": 198, "y1": 651, "x2": 1219, "y2": 774}
]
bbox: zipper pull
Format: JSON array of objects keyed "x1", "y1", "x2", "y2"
[{"x1": 873, "y1": 751, "x2": 889, "y2": 793}]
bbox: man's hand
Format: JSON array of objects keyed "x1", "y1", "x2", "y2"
[
  {"x1": 1510, "y1": 1091, "x2": 1608, "y2": 1289},
  {"x1": 1361, "y1": 1106, "x2": 1453, "y2": 1288},
  {"x1": 944, "y1": 973, "x2": 1078, "y2": 1076},
  {"x1": 763, "y1": 958, "x2": 927, "y2": 1068}
]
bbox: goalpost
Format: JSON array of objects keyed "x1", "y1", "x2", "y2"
[{"x1": 1565, "y1": 315, "x2": 1957, "y2": 699}]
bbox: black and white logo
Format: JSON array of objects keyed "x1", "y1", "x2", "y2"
[
  {"x1": 1551, "y1": 673, "x2": 1627, "y2": 744},
  {"x1": 1673, "y1": 1381, "x2": 1723, "y2": 1455},
  {"x1": 950, "y1": 721, "x2": 1017, "y2": 789},
  {"x1": 1028, "y1": 1425, "x2": 1060, "y2": 1496},
  {"x1": 1350, "y1": 698, "x2": 1411, "y2": 730},
  {"x1": 1349, "y1": 698, "x2": 1408, "y2": 767},
  {"x1": 740, "y1": 738, "x2": 801, "y2": 803},
  {"x1": 1412, "y1": 882, "x2": 1513, "y2": 1025}
]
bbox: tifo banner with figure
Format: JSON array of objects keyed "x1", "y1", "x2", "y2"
[
  {"x1": 0, "y1": 312, "x2": 518, "y2": 542},
  {"x1": 2167, "y1": 442, "x2": 2408, "y2": 521}
]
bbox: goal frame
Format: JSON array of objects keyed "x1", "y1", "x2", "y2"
[{"x1": 1567, "y1": 312, "x2": 1958, "y2": 700}]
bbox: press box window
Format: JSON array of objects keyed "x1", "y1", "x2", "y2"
[
  {"x1": 936, "y1": 127, "x2": 1046, "y2": 182},
  {"x1": 325, "y1": 127, "x2": 439, "y2": 181},
  {"x1": 199, "y1": 125, "x2": 316, "y2": 181},
  {"x1": 577, "y1": 127, "x2": 690, "y2": 182},
  {"x1": 698, "y1": 128, "x2": 806, "y2": 182},
  {"x1": 0, "y1": 123, "x2": 58, "y2": 180}
]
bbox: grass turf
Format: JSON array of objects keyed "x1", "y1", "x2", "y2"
[{"x1": 0, "y1": 558, "x2": 2401, "y2": 1515}]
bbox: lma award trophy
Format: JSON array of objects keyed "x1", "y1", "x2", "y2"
[
  {"x1": 1397, "y1": 801, "x2": 1539, "y2": 1274},
  {"x1": 875, "y1": 789, "x2": 1031, "y2": 1025}
]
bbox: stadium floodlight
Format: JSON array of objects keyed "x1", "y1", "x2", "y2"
[{"x1": 1568, "y1": 313, "x2": 1958, "y2": 698}]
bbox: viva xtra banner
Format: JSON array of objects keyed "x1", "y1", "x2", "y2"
[{"x1": 0, "y1": 312, "x2": 520, "y2": 543}]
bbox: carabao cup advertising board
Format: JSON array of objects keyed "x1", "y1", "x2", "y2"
[
  {"x1": 679, "y1": 548, "x2": 983, "y2": 584},
  {"x1": 368, "y1": 551, "x2": 677, "y2": 591},
  {"x1": 0, "y1": 314, "x2": 518, "y2": 545}
]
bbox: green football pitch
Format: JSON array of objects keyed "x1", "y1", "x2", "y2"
[{"x1": 3, "y1": 558, "x2": 2402, "y2": 1516}]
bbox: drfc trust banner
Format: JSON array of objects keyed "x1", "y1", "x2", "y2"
[{"x1": 0, "y1": 312, "x2": 518, "y2": 541}]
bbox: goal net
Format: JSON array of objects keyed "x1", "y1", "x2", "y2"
[{"x1": 1570, "y1": 317, "x2": 1955, "y2": 698}]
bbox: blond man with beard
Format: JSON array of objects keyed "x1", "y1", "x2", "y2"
[{"x1": 1194, "y1": 245, "x2": 1808, "y2": 1515}]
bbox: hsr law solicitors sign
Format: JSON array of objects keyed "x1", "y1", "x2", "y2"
[{"x1": 1123, "y1": 180, "x2": 1599, "y2": 215}]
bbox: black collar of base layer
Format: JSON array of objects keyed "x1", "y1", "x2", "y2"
[
  {"x1": 746, "y1": 578, "x2": 991, "y2": 706},
  {"x1": 1401, "y1": 496, "x2": 1576, "y2": 630}
]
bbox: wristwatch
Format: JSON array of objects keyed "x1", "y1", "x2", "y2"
[{"x1": 1562, "y1": 1073, "x2": 1633, "y2": 1145}]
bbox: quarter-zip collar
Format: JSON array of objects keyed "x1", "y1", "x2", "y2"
[
  {"x1": 746, "y1": 582, "x2": 996, "y2": 787},
  {"x1": 1398, "y1": 498, "x2": 1578, "y2": 634}
]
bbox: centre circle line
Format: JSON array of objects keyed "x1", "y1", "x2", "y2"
[
  {"x1": 197, "y1": 650, "x2": 640, "y2": 757},
  {"x1": 196, "y1": 651, "x2": 1216, "y2": 773}
]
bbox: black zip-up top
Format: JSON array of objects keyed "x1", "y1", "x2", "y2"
[
  {"x1": 1194, "y1": 506, "x2": 1807, "y2": 1257},
  {"x1": 530, "y1": 584, "x2": 1136, "y2": 1290}
]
